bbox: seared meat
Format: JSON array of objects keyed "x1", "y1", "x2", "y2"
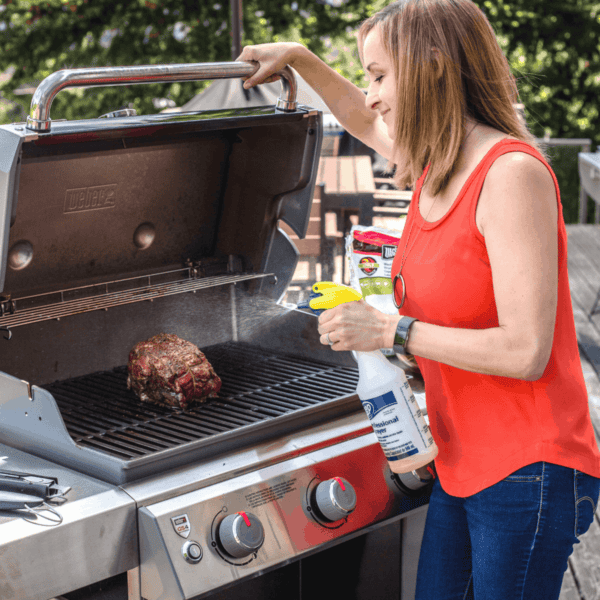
[{"x1": 127, "y1": 333, "x2": 222, "y2": 409}]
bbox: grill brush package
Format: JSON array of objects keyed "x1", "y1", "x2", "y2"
[
  {"x1": 346, "y1": 225, "x2": 405, "y2": 355},
  {"x1": 346, "y1": 225, "x2": 405, "y2": 314}
]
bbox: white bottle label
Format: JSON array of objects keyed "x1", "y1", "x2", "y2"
[{"x1": 361, "y1": 382, "x2": 433, "y2": 462}]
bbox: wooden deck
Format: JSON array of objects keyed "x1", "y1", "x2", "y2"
[{"x1": 560, "y1": 224, "x2": 600, "y2": 600}]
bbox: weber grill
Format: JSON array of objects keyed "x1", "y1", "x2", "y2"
[{"x1": 0, "y1": 63, "x2": 431, "y2": 600}]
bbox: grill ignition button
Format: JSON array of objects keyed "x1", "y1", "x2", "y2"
[{"x1": 182, "y1": 541, "x2": 203, "y2": 564}]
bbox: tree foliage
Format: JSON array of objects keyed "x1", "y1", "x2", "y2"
[
  {"x1": 1, "y1": 0, "x2": 599, "y2": 146},
  {"x1": 0, "y1": 0, "x2": 372, "y2": 122},
  {"x1": 477, "y1": 0, "x2": 600, "y2": 145}
]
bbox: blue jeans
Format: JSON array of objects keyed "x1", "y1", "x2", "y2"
[{"x1": 415, "y1": 461, "x2": 600, "y2": 600}]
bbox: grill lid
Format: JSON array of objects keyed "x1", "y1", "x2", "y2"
[{"x1": 0, "y1": 62, "x2": 323, "y2": 310}]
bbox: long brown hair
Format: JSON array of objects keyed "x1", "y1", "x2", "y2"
[{"x1": 357, "y1": 0, "x2": 547, "y2": 196}]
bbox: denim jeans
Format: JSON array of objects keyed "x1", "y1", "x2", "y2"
[{"x1": 415, "y1": 461, "x2": 600, "y2": 600}]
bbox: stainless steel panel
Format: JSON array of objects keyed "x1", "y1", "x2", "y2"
[
  {"x1": 138, "y1": 434, "x2": 419, "y2": 600},
  {"x1": 277, "y1": 111, "x2": 323, "y2": 239},
  {"x1": 122, "y1": 411, "x2": 372, "y2": 507},
  {"x1": 400, "y1": 505, "x2": 429, "y2": 600},
  {"x1": 0, "y1": 444, "x2": 137, "y2": 600}
]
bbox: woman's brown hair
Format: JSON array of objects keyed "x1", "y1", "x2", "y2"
[{"x1": 358, "y1": 0, "x2": 547, "y2": 196}]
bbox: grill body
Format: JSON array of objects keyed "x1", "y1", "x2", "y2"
[{"x1": 0, "y1": 68, "x2": 431, "y2": 600}]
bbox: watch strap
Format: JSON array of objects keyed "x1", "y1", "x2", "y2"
[{"x1": 393, "y1": 316, "x2": 418, "y2": 349}]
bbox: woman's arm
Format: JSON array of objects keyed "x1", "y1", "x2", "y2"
[
  {"x1": 237, "y1": 43, "x2": 394, "y2": 161},
  {"x1": 318, "y1": 153, "x2": 559, "y2": 382}
]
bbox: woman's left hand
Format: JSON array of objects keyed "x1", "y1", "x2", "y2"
[{"x1": 317, "y1": 300, "x2": 398, "y2": 351}]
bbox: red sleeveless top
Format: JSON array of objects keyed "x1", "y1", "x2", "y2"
[{"x1": 391, "y1": 138, "x2": 600, "y2": 497}]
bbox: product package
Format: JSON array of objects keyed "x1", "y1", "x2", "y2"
[
  {"x1": 346, "y1": 224, "x2": 418, "y2": 369},
  {"x1": 346, "y1": 224, "x2": 402, "y2": 317}
]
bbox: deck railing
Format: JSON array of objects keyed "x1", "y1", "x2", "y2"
[{"x1": 535, "y1": 137, "x2": 595, "y2": 224}]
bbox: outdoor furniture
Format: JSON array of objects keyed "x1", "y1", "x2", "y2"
[
  {"x1": 316, "y1": 155, "x2": 376, "y2": 279},
  {"x1": 317, "y1": 155, "x2": 377, "y2": 225},
  {"x1": 372, "y1": 177, "x2": 412, "y2": 218}
]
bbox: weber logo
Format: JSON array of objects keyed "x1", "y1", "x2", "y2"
[
  {"x1": 64, "y1": 184, "x2": 117, "y2": 213},
  {"x1": 382, "y1": 244, "x2": 397, "y2": 260}
]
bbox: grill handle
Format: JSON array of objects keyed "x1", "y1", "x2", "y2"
[{"x1": 26, "y1": 61, "x2": 297, "y2": 133}]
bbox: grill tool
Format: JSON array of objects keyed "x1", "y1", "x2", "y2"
[
  {"x1": 0, "y1": 469, "x2": 71, "y2": 499},
  {"x1": 0, "y1": 490, "x2": 46, "y2": 510},
  {"x1": 0, "y1": 474, "x2": 65, "y2": 525},
  {"x1": 0, "y1": 469, "x2": 55, "y2": 497}
]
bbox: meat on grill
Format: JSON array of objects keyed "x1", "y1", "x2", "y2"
[{"x1": 127, "y1": 333, "x2": 222, "y2": 409}]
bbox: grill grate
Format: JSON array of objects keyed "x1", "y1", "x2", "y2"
[{"x1": 41, "y1": 342, "x2": 359, "y2": 461}]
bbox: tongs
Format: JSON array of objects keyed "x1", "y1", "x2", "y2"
[{"x1": 0, "y1": 469, "x2": 70, "y2": 525}]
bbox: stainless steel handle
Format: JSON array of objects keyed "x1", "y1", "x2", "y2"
[{"x1": 26, "y1": 62, "x2": 298, "y2": 132}]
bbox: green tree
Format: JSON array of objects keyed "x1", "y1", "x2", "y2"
[
  {"x1": 2, "y1": 0, "x2": 599, "y2": 147},
  {"x1": 478, "y1": 0, "x2": 600, "y2": 144},
  {"x1": 1, "y1": 0, "x2": 599, "y2": 220},
  {"x1": 0, "y1": 0, "x2": 372, "y2": 122}
]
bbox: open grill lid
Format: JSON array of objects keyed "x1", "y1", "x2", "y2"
[{"x1": 0, "y1": 62, "x2": 323, "y2": 317}]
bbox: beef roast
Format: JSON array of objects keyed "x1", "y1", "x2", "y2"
[{"x1": 127, "y1": 333, "x2": 222, "y2": 409}]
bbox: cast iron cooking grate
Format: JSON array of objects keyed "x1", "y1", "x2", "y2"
[{"x1": 41, "y1": 342, "x2": 359, "y2": 460}]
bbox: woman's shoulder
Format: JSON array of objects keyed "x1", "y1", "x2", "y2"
[
  {"x1": 472, "y1": 127, "x2": 551, "y2": 185},
  {"x1": 486, "y1": 140, "x2": 553, "y2": 184},
  {"x1": 475, "y1": 130, "x2": 557, "y2": 234}
]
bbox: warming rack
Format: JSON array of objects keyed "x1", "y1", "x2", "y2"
[{"x1": 0, "y1": 269, "x2": 274, "y2": 331}]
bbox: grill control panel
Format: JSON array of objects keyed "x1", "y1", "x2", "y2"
[{"x1": 138, "y1": 433, "x2": 429, "y2": 600}]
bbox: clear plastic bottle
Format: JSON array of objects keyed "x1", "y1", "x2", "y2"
[{"x1": 354, "y1": 349, "x2": 438, "y2": 473}]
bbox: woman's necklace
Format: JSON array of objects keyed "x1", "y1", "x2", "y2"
[{"x1": 393, "y1": 122, "x2": 479, "y2": 309}]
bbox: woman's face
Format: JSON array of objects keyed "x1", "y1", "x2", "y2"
[{"x1": 362, "y1": 25, "x2": 397, "y2": 139}]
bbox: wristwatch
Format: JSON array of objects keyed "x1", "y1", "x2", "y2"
[{"x1": 393, "y1": 316, "x2": 418, "y2": 350}]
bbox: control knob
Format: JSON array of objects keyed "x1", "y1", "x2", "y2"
[
  {"x1": 218, "y1": 511, "x2": 264, "y2": 558},
  {"x1": 314, "y1": 477, "x2": 356, "y2": 522}
]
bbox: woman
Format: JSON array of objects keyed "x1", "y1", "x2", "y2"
[{"x1": 238, "y1": 1, "x2": 600, "y2": 598}]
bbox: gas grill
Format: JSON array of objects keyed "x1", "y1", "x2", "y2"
[{"x1": 0, "y1": 62, "x2": 431, "y2": 600}]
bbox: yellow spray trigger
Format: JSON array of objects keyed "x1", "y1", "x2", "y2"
[{"x1": 309, "y1": 281, "x2": 363, "y2": 312}]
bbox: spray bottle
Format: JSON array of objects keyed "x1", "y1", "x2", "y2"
[{"x1": 297, "y1": 281, "x2": 438, "y2": 474}]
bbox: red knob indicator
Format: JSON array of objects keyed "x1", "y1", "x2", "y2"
[{"x1": 314, "y1": 477, "x2": 356, "y2": 522}]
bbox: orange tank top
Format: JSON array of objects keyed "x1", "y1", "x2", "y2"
[{"x1": 391, "y1": 138, "x2": 600, "y2": 497}]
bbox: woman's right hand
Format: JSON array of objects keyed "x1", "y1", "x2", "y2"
[{"x1": 236, "y1": 43, "x2": 304, "y2": 89}]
